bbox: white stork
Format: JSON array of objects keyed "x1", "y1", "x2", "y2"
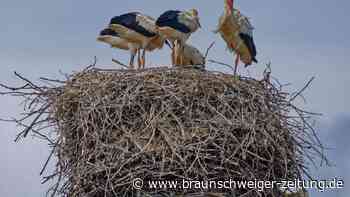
[
  {"x1": 108, "y1": 12, "x2": 166, "y2": 69},
  {"x1": 173, "y1": 43, "x2": 205, "y2": 66},
  {"x1": 216, "y1": 0, "x2": 258, "y2": 76},
  {"x1": 156, "y1": 9, "x2": 201, "y2": 66}
]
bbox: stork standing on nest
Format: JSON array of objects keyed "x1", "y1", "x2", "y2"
[
  {"x1": 173, "y1": 43, "x2": 205, "y2": 66},
  {"x1": 108, "y1": 12, "x2": 166, "y2": 69},
  {"x1": 216, "y1": 0, "x2": 258, "y2": 76},
  {"x1": 156, "y1": 9, "x2": 201, "y2": 66}
]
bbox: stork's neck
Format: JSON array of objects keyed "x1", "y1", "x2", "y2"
[{"x1": 224, "y1": 0, "x2": 234, "y2": 13}]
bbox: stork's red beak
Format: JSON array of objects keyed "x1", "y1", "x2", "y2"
[{"x1": 228, "y1": 0, "x2": 234, "y2": 10}]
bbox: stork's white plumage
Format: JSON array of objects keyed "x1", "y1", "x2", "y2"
[
  {"x1": 109, "y1": 12, "x2": 166, "y2": 69},
  {"x1": 156, "y1": 9, "x2": 201, "y2": 65},
  {"x1": 216, "y1": 0, "x2": 257, "y2": 75}
]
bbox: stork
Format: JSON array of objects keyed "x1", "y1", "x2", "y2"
[
  {"x1": 109, "y1": 12, "x2": 166, "y2": 69},
  {"x1": 216, "y1": 0, "x2": 257, "y2": 76},
  {"x1": 156, "y1": 9, "x2": 201, "y2": 66},
  {"x1": 173, "y1": 43, "x2": 205, "y2": 66}
]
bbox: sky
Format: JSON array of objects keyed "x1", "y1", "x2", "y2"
[{"x1": 0, "y1": 0, "x2": 349, "y2": 196}]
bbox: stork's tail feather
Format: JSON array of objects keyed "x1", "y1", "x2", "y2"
[{"x1": 109, "y1": 24, "x2": 128, "y2": 38}]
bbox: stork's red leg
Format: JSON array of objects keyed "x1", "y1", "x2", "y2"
[
  {"x1": 170, "y1": 41, "x2": 175, "y2": 66},
  {"x1": 179, "y1": 43, "x2": 183, "y2": 65},
  {"x1": 137, "y1": 49, "x2": 142, "y2": 70},
  {"x1": 174, "y1": 40, "x2": 179, "y2": 65},
  {"x1": 180, "y1": 44, "x2": 185, "y2": 65},
  {"x1": 141, "y1": 49, "x2": 146, "y2": 69},
  {"x1": 171, "y1": 47, "x2": 175, "y2": 66},
  {"x1": 129, "y1": 50, "x2": 136, "y2": 70},
  {"x1": 234, "y1": 54, "x2": 240, "y2": 76},
  {"x1": 174, "y1": 40, "x2": 183, "y2": 66}
]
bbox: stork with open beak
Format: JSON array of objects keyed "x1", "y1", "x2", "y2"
[
  {"x1": 156, "y1": 9, "x2": 201, "y2": 66},
  {"x1": 109, "y1": 12, "x2": 166, "y2": 69},
  {"x1": 216, "y1": 0, "x2": 258, "y2": 76}
]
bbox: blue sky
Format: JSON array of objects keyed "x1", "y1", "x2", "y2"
[{"x1": 0, "y1": 0, "x2": 349, "y2": 196}]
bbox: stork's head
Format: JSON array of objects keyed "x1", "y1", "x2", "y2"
[
  {"x1": 189, "y1": 9, "x2": 199, "y2": 17},
  {"x1": 188, "y1": 9, "x2": 201, "y2": 28}
]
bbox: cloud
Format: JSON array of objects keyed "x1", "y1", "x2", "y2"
[{"x1": 310, "y1": 115, "x2": 350, "y2": 197}]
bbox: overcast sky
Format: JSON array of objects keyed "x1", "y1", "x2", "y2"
[{"x1": 0, "y1": 0, "x2": 349, "y2": 196}]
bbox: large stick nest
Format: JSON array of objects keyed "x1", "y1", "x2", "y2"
[{"x1": 0, "y1": 66, "x2": 325, "y2": 197}]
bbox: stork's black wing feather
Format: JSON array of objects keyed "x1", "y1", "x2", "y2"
[
  {"x1": 239, "y1": 33, "x2": 258, "y2": 63},
  {"x1": 110, "y1": 12, "x2": 156, "y2": 37},
  {"x1": 156, "y1": 10, "x2": 191, "y2": 34},
  {"x1": 99, "y1": 28, "x2": 120, "y2": 37}
]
